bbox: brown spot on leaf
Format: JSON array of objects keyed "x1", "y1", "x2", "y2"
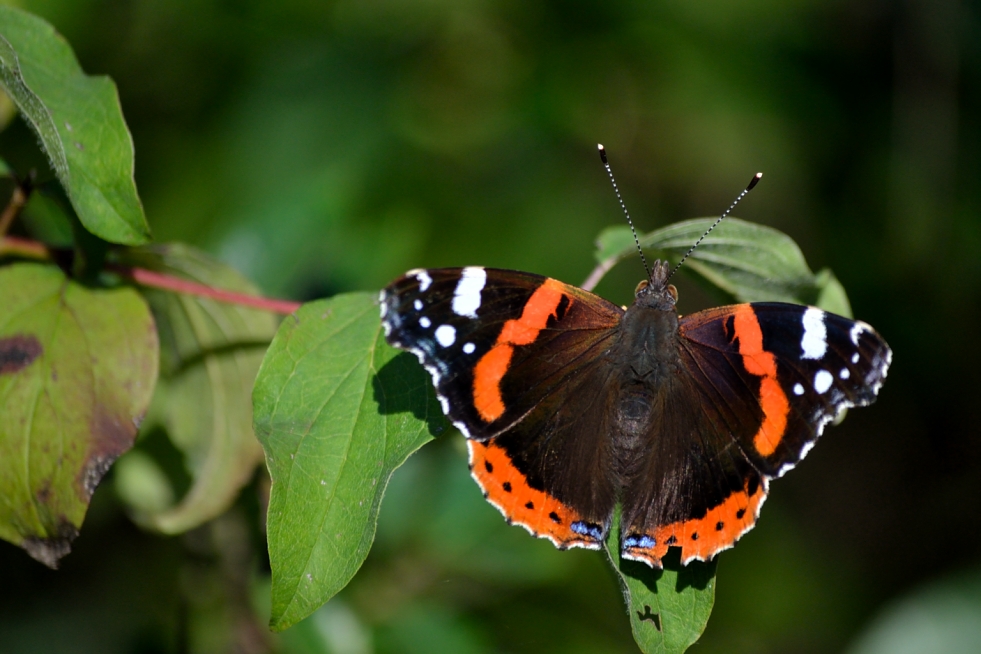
[
  {"x1": 76, "y1": 406, "x2": 138, "y2": 501},
  {"x1": 22, "y1": 521, "x2": 79, "y2": 569},
  {"x1": 0, "y1": 334, "x2": 42, "y2": 374},
  {"x1": 36, "y1": 482, "x2": 52, "y2": 505}
]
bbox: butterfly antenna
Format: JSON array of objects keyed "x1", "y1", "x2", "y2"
[
  {"x1": 668, "y1": 172, "x2": 763, "y2": 280},
  {"x1": 598, "y1": 144, "x2": 652, "y2": 282}
]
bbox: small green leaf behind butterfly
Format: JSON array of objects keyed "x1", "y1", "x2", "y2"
[{"x1": 592, "y1": 218, "x2": 853, "y2": 318}]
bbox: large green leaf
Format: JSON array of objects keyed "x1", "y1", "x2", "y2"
[
  {"x1": 0, "y1": 262, "x2": 158, "y2": 567},
  {"x1": 605, "y1": 511, "x2": 717, "y2": 654},
  {"x1": 253, "y1": 293, "x2": 444, "y2": 631},
  {"x1": 0, "y1": 7, "x2": 149, "y2": 244},
  {"x1": 592, "y1": 218, "x2": 852, "y2": 317},
  {"x1": 113, "y1": 244, "x2": 278, "y2": 534}
]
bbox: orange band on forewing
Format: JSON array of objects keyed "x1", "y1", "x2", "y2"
[
  {"x1": 472, "y1": 279, "x2": 569, "y2": 423},
  {"x1": 473, "y1": 344, "x2": 514, "y2": 422},
  {"x1": 468, "y1": 440, "x2": 601, "y2": 549},
  {"x1": 732, "y1": 305, "x2": 790, "y2": 457},
  {"x1": 497, "y1": 279, "x2": 567, "y2": 345}
]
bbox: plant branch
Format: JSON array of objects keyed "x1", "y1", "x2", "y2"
[
  {"x1": 0, "y1": 235, "x2": 303, "y2": 314},
  {"x1": 110, "y1": 265, "x2": 303, "y2": 315},
  {"x1": 581, "y1": 256, "x2": 621, "y2": 292},
  {"x1": 0, "y1": 235, "x2": 51, "y2": 260},
  {"x1": 0, "y1": 184, "x2": 28, "y2": 237}
]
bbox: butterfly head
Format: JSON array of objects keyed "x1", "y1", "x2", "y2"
[{"x1": 634, "y1": 259, "x2": 677, "y2": 311}]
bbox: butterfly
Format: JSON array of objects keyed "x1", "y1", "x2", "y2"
[{"x1": 378, "y1": 162, "x2": 891, "y2": 568}]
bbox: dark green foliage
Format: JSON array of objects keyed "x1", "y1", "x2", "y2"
[{"x1": 1, "y1": 1, "x2": 972, "y2": 652}]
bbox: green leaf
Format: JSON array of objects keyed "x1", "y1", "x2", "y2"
[
  {"x1": 813, "y1": 268, "x2": 853, "y2": 318},
  {"x1": 605, "y1": 510, "x2": 717, "y2": 654},
  {"x1": 0, "y1": 262, "x2": 158, "y2": 567},
  {"x1": 253, "y1": 293, "x2": 444, "y2": 631},
  {"x1": 592, "y1": 219, "x2": 852, "y2": 315},
  {"x1": 0, "y1": 7, "x2": 149, "y2": 244},
  {"x1": 20, "y1": 189, "x2": 74, "y2": 248},
  {"x1": 114, "y1": 244, "x2": 278, "y2": 534},
  {"x1": 113, "y1": 449, "x2": 175, "y2": 515}
]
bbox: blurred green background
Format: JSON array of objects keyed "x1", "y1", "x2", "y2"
[{"x1": 1, "y1": 0, "x2": 979, "y2": 652}]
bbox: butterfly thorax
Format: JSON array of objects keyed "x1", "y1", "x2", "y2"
[{"x1": 610, "y1": 275, "x2": 683, "y2": 460}]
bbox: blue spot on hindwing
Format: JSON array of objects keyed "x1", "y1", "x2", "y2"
[
  {"x1": 624, "y1": 534, "x2": 656, "y2": 549},
  {"x1": 570, "y1": 521, "x2": 604, "y2": 539}
]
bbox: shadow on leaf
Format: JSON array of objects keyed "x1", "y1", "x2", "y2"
[
  {"x1": 619, "y1": 546, "x2": 718, "y2": 594},
  {"x1": 372, "y1": 351, "x2": 448, "y2": 439}
]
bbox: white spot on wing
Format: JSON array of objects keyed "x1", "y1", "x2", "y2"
[
  {"x1": 850, "y1": 321, "x2": 871, "y2": 346},
  {"x1": 414, "y1": 299, "x2": 423, "y2": 310},
  {"x1": 463, "y1": 342, "x2": 475, "y2": 354},
  {"x1": 800, "y1": 308, "x2": 827, "y2": 359},
  {"x1": 840, "y1": 368, "x2": 850, "y2": 379},
  {"x1": 419, "y1": 316, "x2": 431, "y2": 328},
  {"x1": 852, "y1": 352, "x2": 860, "y2": 364},
  {"x1": 408, "y1": 268, "x2": 432, "y2": 291},
  {"x1": 435, "y1": 324, "x2": 456, "y2": 347},
  {"x1": 814, "y1": 370, "x2": 833, "y2": 394},
  {"x1": 452, "y1": 267, "x2": 486, "y2": 318},
  {"x1": 793, "y1": 383, "x2": 805, "y2": 396}
]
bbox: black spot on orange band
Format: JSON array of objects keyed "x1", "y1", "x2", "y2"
[
  {"x1": 623, "y1": 476, "x2": 768, "y2": 568},
  {"x1": 467, "y1": 440, "x2": 602, "y2": 550}
]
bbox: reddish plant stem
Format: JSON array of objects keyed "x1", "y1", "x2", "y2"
[
  {"x1": 112, "y1": 265, "x2": 302, "y2": 315},
  {"x1": 0, "y1": 235, "x2": 303, "y2": 315},
  {"x1": 0, "y1": 235, "x2": 50, "y2": 260}
]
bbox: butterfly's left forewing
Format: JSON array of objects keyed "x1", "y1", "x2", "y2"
[
  {"x1": 679, "y1": 303, "x2": 891, "y2": 476},
  {"x1": 621, "y1": 302, "x2": 891, "y2": 567}
]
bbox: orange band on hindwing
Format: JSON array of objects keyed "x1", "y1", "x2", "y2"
[
  {"x1": 732, "y1": 305, "x2": 790, "y2": 457},
  {"x1": 623, "y1": 476, "x2": 767, "y2": 567},
  {"x1": 472, "y1": 279, "x2": 569, "y2": 422},
  {"x1": 468, "y1": 440, "x2": 603, "y2": 549}
]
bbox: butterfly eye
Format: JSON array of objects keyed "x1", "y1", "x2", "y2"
[
  {"x1": 634, "y1": 280, "x2": 649, "y2": 295},
  {"x1": 667, "y1": 285, "x2": 678, "y2": 301}
]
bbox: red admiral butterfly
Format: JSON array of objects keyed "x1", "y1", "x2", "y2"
[{"x1": 379, "y1": 155, "x2": 891, "y2": 569}]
